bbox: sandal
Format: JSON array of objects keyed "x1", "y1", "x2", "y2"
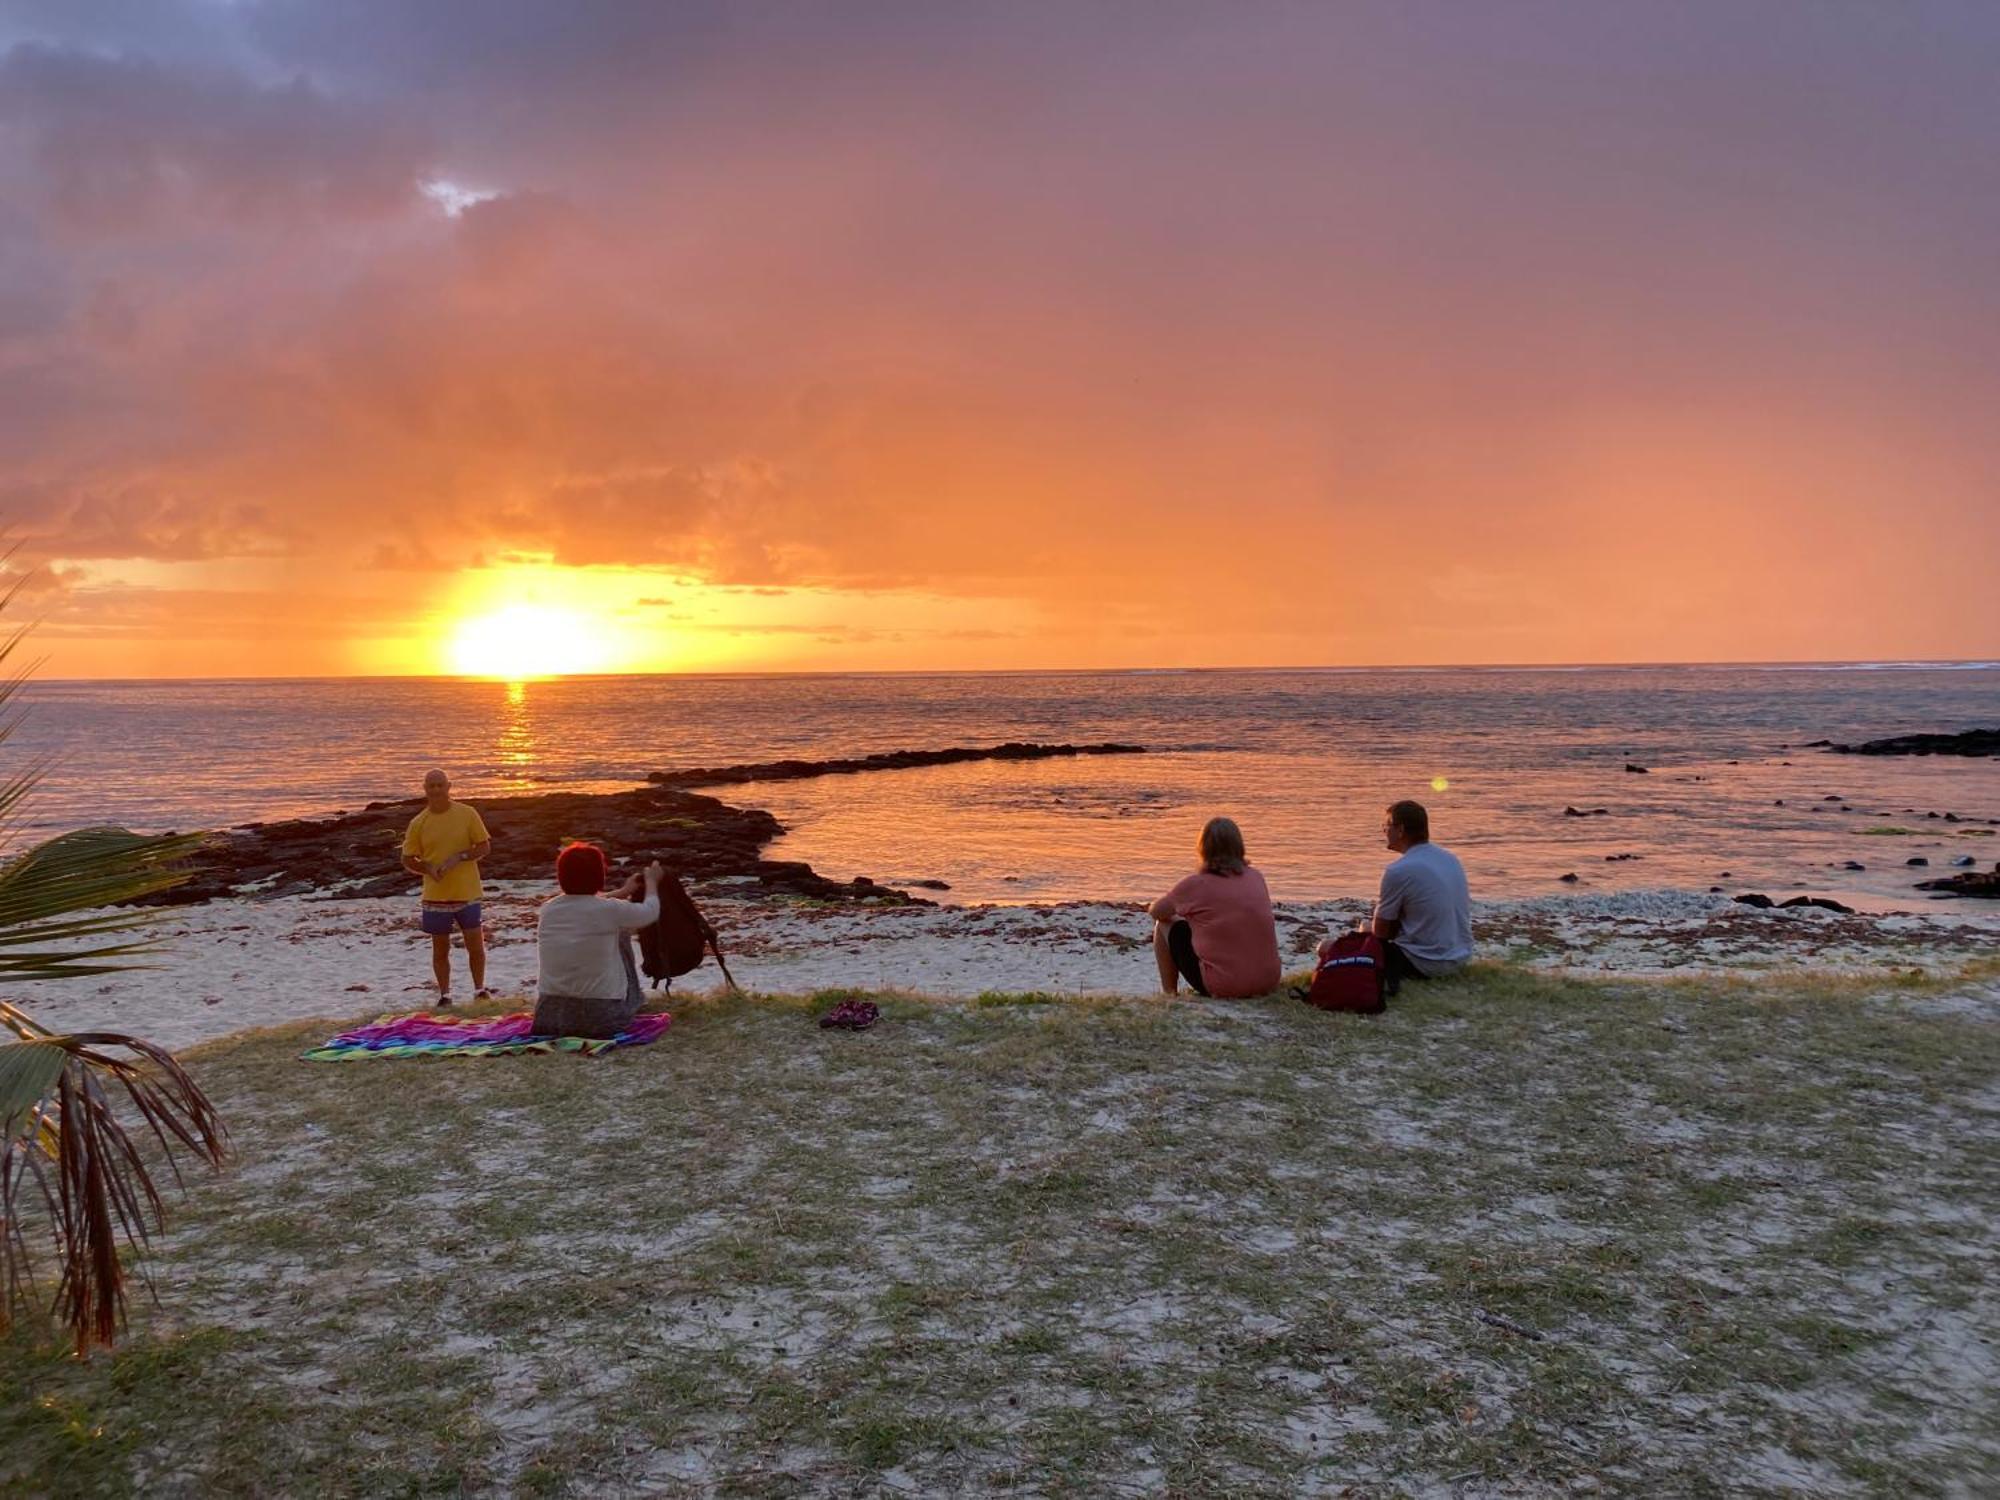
[{"x1": 818, "y1": 999, "x2": 880, "y2": 1031}]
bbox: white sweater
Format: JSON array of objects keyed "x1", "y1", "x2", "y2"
[{"x1": 536, "y1": 892, "x2": 660, "y2": 1000}]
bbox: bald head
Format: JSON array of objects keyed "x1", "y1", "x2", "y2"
[{"x1": 423, "y1": 768, "x2": 451, "y2": 810}]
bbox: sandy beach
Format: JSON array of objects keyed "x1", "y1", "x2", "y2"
[{"x1": 27, "y1": 883, "x2": 2000, "y2": 1053}]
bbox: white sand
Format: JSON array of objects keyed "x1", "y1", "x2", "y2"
[{"x1": 14, "y1": 882, "x2": 1999, "y2": 1053}]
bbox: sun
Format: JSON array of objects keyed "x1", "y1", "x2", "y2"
[{"x1": 447, "y1": 604, "x2": 610, "y2": 678}]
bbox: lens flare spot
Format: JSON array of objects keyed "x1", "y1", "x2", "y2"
[{"x1": 1430, "y1": 775, "x2": 1451, "y2": 792}]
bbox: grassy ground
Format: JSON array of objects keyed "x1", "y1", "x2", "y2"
[{"x1": 4, "y1": 962, "x2": 1998, "y2": 1497}]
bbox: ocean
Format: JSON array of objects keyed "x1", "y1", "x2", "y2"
[{"x1": 13, "y1": 665, "x2": 2000, "y2": 910}]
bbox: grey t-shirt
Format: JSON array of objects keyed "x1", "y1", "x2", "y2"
[{"x1": 1376, "y1": 842, "x2": 1472, "y2": 975}]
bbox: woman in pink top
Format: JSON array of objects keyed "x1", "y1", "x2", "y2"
[{"x1": 1149, "y1": 817, "x2": 1282, "y2": 998}]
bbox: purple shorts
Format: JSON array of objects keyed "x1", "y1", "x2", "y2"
[{"x1": 419, "y1": 902, "x2": 482, "y2": 935}]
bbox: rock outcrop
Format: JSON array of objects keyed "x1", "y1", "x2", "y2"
[
  {"x1": 143, "y1": 785, "x2": 927, "y2": 907},
  {"x1": 1828, "y1": 728, "x2": 2000, "y2": 758},
  {"x1": 647, "y1": 740, "x2": 1146, "y2": 788},
  {"x1": 1915, "y1": 865, "x2": 2000, "y2": 899},
  {"x1": 1732, "y1": 893, "x2": 1857, "y2": 914}
]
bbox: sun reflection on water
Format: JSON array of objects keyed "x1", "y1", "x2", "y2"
[{"x1": 496, "y1": 678, "x2": 537, "y2": 790}]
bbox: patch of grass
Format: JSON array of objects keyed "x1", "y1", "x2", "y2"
[
  {"x1": 973, "y1": 990, "x2": 1067, "y2": 1007},
  {"x1": 4, "y1": 964, "x2": 1997, "y2": 1496}
]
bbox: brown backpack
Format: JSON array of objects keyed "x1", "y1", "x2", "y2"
[{"x1": 630, "y1": 872, "x2": 738, "y2": 992}]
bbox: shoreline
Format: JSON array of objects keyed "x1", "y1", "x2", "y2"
[{"x1": 29, "y1": 883, "x2": 2000, "y2": 1053}]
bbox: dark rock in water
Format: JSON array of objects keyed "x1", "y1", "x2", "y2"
[
  {"x1": 1733, "y1": 893, "x2": 1775, "y2": 909},
  {"x1": 1624, "y1": 763, "x2": 1649, "y2": 774},
  {"x1": 1823, "y1": 794, "x2": 1843, "y2": 801},
  {"x1": 1801, "y1": 739, "x2": 1833, "y2": 747},
  {"x1": 1604, "y1": 853, "x2": 1641, "y2": 862},
  {"x1": 1781, "y1": 896, "x2": 1855, "y2": 915},
  {"x1": 649, "y1": 740, "x2": 1147, "y2": 788},
  {"x1": 1558, "y1": 872, "x2": 1581, "y2": 883},
  {"x1": 910, "y1": 878, "x2": 952, "y2": 890},
  {"x1": 1709, "y1": 885, "x2": 1724, "y2": 893},
  {"x1": 1718, "y1": 871, "x2": 1732, "y2": 877},
  {"x1": 1841, "y1": 861, "x2": 1866, "y2": 871},
  {"x1": 1906, "y1": 857, "x2": 1929, "y2": 867},
  {"x1": 1945, "y1": 812, "x2": 1961, "y2": 823},
  {"x1": 1829, "y1": 728, "x2": 2000, "y2": 758},
  {"x1": 1952, "y1": 855, "x2": 1977, "y2": 868},
  {"x1": 132, "y1": 784, "x2": 931, "y2": 909},
  {"x1": 752, "y1": 859, "x2": 919, "y2": 904},
  {"x1": 1563, "y1": 805, "x2": 1610, "y2": 817},
  {"x1": 1915, "y1": 865, "x2": 2000, "y2": 898}
]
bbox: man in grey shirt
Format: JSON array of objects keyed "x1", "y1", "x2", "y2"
[{"x1": 1371, "y1": 799, "x2": 1472, "y2": 995}]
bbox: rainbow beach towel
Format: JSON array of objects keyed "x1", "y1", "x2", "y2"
[{"x1": 303, "y1": 1010, "x2": 671, "y2": 1061}]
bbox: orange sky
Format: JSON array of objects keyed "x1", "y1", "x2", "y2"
[{"x1": 2, "y1": 4, "x2": 1996, "y2": 677}]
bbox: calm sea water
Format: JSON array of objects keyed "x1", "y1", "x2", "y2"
[{"x1": 12, "y1": 666, "x2": 2000, "y2": 909}]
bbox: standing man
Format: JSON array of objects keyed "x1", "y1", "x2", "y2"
[
  {"x1": 401, "y1": 768, "x2": 493, "y2": 1005},
  {"x1": 1364, "y1": 799, "x2": 1472, "y2": 996}
]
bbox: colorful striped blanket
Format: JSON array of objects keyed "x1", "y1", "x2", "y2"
[{"x1": 303, "y1": 1010, "x2": 671, "y2": 1060}]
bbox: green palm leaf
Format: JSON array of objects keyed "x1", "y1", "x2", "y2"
[
  {"x1": 0, "y1": 1041, "x2": 65, "y2": 1125},
  {"x1": 0, "y1": 828, "x2": 204, "y2": 982},
  {"x1": 0, "y1": 575, "x2": 225, "y2": 1351}
]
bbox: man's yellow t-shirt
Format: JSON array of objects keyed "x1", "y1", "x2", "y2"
[{"x1": 402, "y1": 802, "x2": 490, "y2": 903}]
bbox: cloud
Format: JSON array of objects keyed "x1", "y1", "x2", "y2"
[
  {"x1": 0, "y1": 6, "x2": 1993, "y2": 668},
  {"x1": 0, "y1": 44, "x2": 432, "y2": 234},
  {"x1": 4, "y1": 480, "x2": 292, "y2": 561},
  {"x1": 364, "y1": 541, "x2": 465, "y2": 573}
]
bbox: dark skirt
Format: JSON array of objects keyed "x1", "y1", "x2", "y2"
[{"x1": 532, "y1": 941, "x2": 646, "y2": 1039}]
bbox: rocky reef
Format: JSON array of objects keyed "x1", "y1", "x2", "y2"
[
  {"x1": 1821, "y1": 728, "x2": 2000, "y2": 758},
  {"x1": 648, "y1": 740, "x2": 1146, "y2": 788},
  {"x1": 1914, "y1": 864, "x2": 2000, "y2": 899},
  {"x1": 145, "y1": 784, "x2": 921, "y2": 907}
]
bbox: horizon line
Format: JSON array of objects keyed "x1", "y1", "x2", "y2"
[{"x1": 22, "y1": 657, "x2": 2000, "y2": 688}]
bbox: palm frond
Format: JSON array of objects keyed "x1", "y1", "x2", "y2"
[
  {"x1": 0, "y1": 1041, "x2": 66, "y2": 1123},
  {"x1": 0, "y1": 570, "x2": 226, "y2": 1352},
  {"x1": 0, "y1": 828, "x2": 205, "y2": 983},
  {"x1": 0, "y1": 1033, "x2": 227, "y2": 1352}
]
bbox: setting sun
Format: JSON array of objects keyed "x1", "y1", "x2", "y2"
[{"x1": 447, "y1": 604, "x2": 611, "y2": 678}]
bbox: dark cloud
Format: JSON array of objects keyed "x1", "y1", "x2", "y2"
[{"x1": 0, "y1": 43, "x2": 431, "y2": 233}]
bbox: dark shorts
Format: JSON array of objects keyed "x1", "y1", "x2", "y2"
[
  {"x1": 1167, "y1": 919, "x2": 1210, "y2": 997},
  {"x1": 419, "y1": 902, "x2": 482, "y2": 936},
  {"x1": 1383, "y1": 940, "x2": 1428, "y2": 992}
]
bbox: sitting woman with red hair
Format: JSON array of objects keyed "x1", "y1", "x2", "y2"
[{"x1": 533, "y1": 842, "x2": 665, "y2": 1038}]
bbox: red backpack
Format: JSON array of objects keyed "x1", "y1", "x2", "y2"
[{"x1": 1301, "y1": 932, "x2": 1387, "y2": 1014}]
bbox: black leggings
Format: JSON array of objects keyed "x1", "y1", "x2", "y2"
[{"x1": 1167, "y1": 919, "x2": 1210, "y2": 996}]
